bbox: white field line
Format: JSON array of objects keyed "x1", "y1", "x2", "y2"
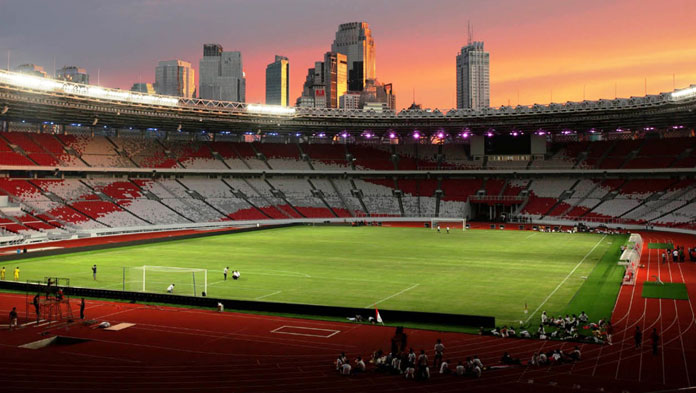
[
  {"x1": 524, "y1": 235, "x2": 607, "y2": 324},
  {"x1": 255, "y1": 290, "x2": 282, "y2": 300},
  {"x1": 364, "y1": 283, "x2": 420, "y2": 308}
]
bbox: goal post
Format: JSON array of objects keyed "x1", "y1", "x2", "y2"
[
  {"x1": 430, "y1": 218, "x2": 467, "y2": 231},
  {"x1": 125, "y1": 266, "x2": 208, "y2": 296}
]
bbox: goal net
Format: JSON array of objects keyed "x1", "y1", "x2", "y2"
[
  {"x1": 430, "y1": 218, "x2": 467, "y2": 230},
  {"x1": 620, "y1": 233, "x2": 643, "y2": 286},
  {"x1": 125, "y1": 266, "x2": 208, "y2": 296}
]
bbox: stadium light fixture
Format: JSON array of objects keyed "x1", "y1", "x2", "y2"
[
  {"x1": 246, "y1": 104, "x2": 295, "y2": 116},
  {"x1": 388, "y1": 132, "x2": 397, "y2": 139},
  {"x1": 412, "y1": 131, "x2": 421, "y2": 139},
  {"x1": 0, "y1": 69, "x2": 178, "y2": 107},
  {"x1": 672, "y1": 86, "x2": 696, "y2": 100}
]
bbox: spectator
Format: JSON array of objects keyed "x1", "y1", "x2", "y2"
[
  {"x1": 635, "y1": 326, "x2": 642, "y2": 349},
  {"x1": 340, "y1": 361, "x2": 352, "y2": 375},
  {"x1": 433, "y1": 338, "x2": 445, "y2": 368},
  {"x1": 336, "y1": 352, "x2": 346, "y2": 371},
  {"x1": 439, "y1": 359, "x2": 450, "y2": 374},
  {"x1": 417, "y1": 349, "x2": 430, "y2": 380},
  {"x1": 354, "y1": 356, "x2": 366, "y2": 373},
  {"x1": 9, "y1": 307, "x2": 18, "y2": 331},
  {"x1": 652, "y1": 328, "x2": 660, "y2": 355},
  {"x1": 455, "y1": 361, "x2": 465, "y2": 376}
]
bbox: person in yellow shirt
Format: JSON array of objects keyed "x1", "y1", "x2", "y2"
[
  {"x1": 14, "y1": 267, "x2": 20, "y2": 281},
  {"x1": 0, "y1": 267, "x2": 5, "y2": 280}
]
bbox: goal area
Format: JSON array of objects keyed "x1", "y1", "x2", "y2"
[
  {"x1": 124, "y1": 266, "x2": 208, "y2": 296},
  {"x1": 430, "y1": 218, "x2": 467, "y2": 230}
]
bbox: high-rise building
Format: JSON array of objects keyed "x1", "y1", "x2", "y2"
[
  {"x1": 15, "y1": 64, "x2": 48, "y2": 78},
  {"x1": 323, "y1": 52, "x2": 347, "y2": 108},
  {"x1": 130, "y1": 83, "x2": 155, "y2": 95},
  {"x1": 155, "y1": 60, "x2": 195, "y2": 98},
  {"x1": 199, "y1": 44, "x2": 246, "y2": 102},
  {"x1": 265, "y1": 55, "x2": 289, "y2": 106},
  {"x1": 56, "y1": 66, "x2": 89, "y2": 84},
  {"x1": 339, "y1": 92, "x2": 361, "y2": 110},
  {"x1": 331, "y1": 22, "x2": 375, "y2": 92},
  {"x1": 456, "y1": 41, "x2": 489, "y2": 109},
  {"x1": 359, "y1": 79, "x2": 396, "y2": 110}
]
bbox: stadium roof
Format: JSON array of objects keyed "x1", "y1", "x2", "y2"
[{"x1": 1, "y1": 69, "x2": 695, "y2": 135}]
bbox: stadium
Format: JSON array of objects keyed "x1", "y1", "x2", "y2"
[{"x1": 1, "y1": 67, "x2": 696, "y2": 392}]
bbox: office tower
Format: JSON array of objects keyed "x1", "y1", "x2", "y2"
[
  {"x1": 155, "y1": 60, "x2": 195, "y2": 98},
  {"x1": 15, "y1": 64, "x2": 48, "y2": 78},
  {"x1": 130, "y1": 83, "x2": 156, "y2": 94},
  {"x1": 323, "y1": 52, "x2": 347, "y2": 108},
  {"x1": 265, "y1": 55, "x2": 289, "y2": 106},
  {"x1": 331, "y1": 22, "x2": 375, "y2": 91},
  {"x1": 456, "y1": 41, "x2": 490, "y2": 109},
  {"x1": 199, "y1": 44, "x2": 246, "y2": 102},
  {"x1": 56, "y1": 66, "x2": 89, "y2": 84}
]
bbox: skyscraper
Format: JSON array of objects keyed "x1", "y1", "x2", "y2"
[
  {"x1": 130, "y1": 83, "x2": 155, "y2": 95},
  {"x1": 331, "y1": 22, "x2": 375, "y2": 92},
  {"x1": 456, "y1": 41, "x2": 490, "y2": 109},
  {"x1": 155, "y1": 60, "x2": 195, "y2": 98},
  {"x1": 199, "y1": 44, "x2": 246, "y2": 102},
  {"x1": 323, "y1": 52, "x2": 347, "y2": 109},
  {"x1": 56, "y1": 66, "x2": 89, "y2": 84},
  {"x1": 265, "y1": 55, "x2": 289, "y2": 106}
]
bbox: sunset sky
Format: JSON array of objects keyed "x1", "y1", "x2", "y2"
[{"x1": 1, "y1": 0, "x2": 694, "y2": 109}]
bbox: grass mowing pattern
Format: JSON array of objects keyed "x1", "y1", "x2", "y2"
[
  {"x1": 5, "y1": 227, "x2": 623, "y2": 327},
  {"x1": 642, "y1": 282, "x2": 689, "y2": 300}
]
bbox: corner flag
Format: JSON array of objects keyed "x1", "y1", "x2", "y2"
[{"x1": 375, "y1": 308, "x2": 383, "y2": 324}]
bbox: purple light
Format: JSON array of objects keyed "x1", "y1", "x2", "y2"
[
  {"x1": 461, "y1": 132, "x2": 470, "y2": 139},
  {"x1": 389, "y1": 132, "x2": 397, "y2": 139},
  {"x1": 317, "y1": 132, "x2": 326, "y2": 138},
  {"x1": 413, "y1": 131, "x2": 421, "y2": 139},
  {"x1": 437, "y1": 132, "x2": 445, "y2": 139},
  {"x1": 511, "y1": 131, "x2": 519, "y2": 137},
  {"x1": 341, "y1": 132, "x2": 349, "y2": 138},
  {"x1": 486, "y1": 132, "x2": 494, "y2": 137}
]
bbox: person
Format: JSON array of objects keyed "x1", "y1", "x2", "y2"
[
  {"x1": 433, "y1": 338, "x2": 445, "y2": 368},
  {"x1": 340, "y1": 361, "x2": 352, "y2": 375},
  {"x1": 652, "y1": 328, "x2": 659, "y2": 355},
  {"x1": 0, "y1": 266, "x2": 5, "y2": 280},
  {"x1": 167, "y1": 283, "x2": 175, "y2": 293},
  {"x1": 13, "y1": 266, "x2": 20, "y2": 281},
  {"x1": 33, "y1": 294, "x2": 40, "y2": 322},
  {"x1": 662, "y1": 252, "x2": 667, "y2": 264},
  {"x1": 417, "y1": 349, "x2": 430, "y2": 379},
  {"x1": 606, "y1": 321, "x2": 614, "y2": 345},
  {"x1": 446, "y1": 226, "x2": 450, "y2": 234},
  {"x1": 92, "y1": 264, "x2": 97, "y2": 280},
  {"x1": 232, "y1": 270, "x2": 240, "y2": 280},
  {"x1": 223, "y1": 267, "x2": 229, "y2": 281},
  {"x1": 541, "y1": 311, "x2": 548, "y2": 325},
  {"x1": 634, "y1": 326, "x2": 642, "y2": 349},
  {"x1": 404, "y1": 362, "x2": 415, "y2": 379},
  {"x1": 437, "y1": 225, "x2": 441, "y2": 233},
  {"x1": 569, "y1": 346, "x2": 582, "y2": 361},
  {"x1": 673, "y1": 249, "x2": 679, "y2": 262},
  {"x1": 439, "y1": 359, "x2": 450, "y2": 374},
  {"x1": 354, "y1": 356, "x2": 366, "y2": 373},
  {"x1": 217, "y1": 302, "x2": 224, "y2": 312},
  {"x1": 80, "y1": 298, "x2": 86, "y2": 320},
  {"x1": 336, "y1": 352, "x2": 346, "y2": 371},
  {"x1": 455, "y1": 361, "x2": 465, "y2": 376},
  {"x1": 56, "y1": 288, "x2": 63, "y2": 301},
  {"x1": 578, "y1": 311, "x2": 589, "y2": 325},
  {"x1": 9, "y1": 307, "x2": 18, "y2": 331}
]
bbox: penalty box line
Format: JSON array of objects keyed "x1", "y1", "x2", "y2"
[{"x1": 270, "y1": 325, "x2": 341, "y2": 338}]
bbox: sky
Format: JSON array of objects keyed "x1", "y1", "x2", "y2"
[{"x1": 1, "y1": 0, "x2": 695, "y2": 109}]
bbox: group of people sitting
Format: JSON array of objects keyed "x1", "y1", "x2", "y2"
[
  {"x1": 529, "y1": 346, "x2": 582, "y2": 366},
  {"x1": 335, "y1": 339, "x2": 488, "y2": 380},
  {"x1": 480, "y1": 311, "x2": 612, "y2": 344}
]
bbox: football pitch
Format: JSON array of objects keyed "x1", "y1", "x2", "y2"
[{"x1": 5, "y1": 226, "x2": 626, "y2": 327}]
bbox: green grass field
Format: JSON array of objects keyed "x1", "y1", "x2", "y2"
[{"x1": 4, "y1": 226, "x2": 626, "y2": 327}]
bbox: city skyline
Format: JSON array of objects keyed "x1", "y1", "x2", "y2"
[{"x1": 1, "y1": 0, "x2": 694, "y2": 109}]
